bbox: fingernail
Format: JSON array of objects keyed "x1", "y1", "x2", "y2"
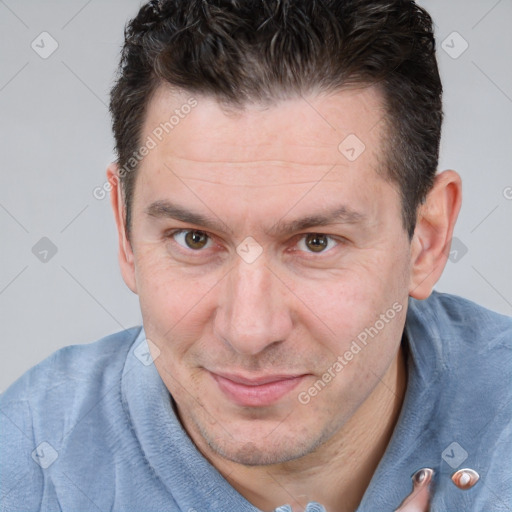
[
  {"x1": 411, "y1": 467, "x2": 434, "y2": 486},
  {"x1": 452, "y1": 468, "x2": 479, "y2": 490}
]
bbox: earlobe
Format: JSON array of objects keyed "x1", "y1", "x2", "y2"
[
  {"x1": 106, "y1": 163, "x2": 138, "y2": 294},
  {"x1": 409, "y1": 170, "x2": 462, "y2": 300}
]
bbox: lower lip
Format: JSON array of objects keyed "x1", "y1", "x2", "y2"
[{"x1": 211, "y1": 373, "x2": 306, "y2": 407}]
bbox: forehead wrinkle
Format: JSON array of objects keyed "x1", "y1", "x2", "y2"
[
  {"x1": 151, "y1": 157, "x2": 353, "y2": 189},
  {"x1": 154, "y1": 156, "x2": 356, "y2": 188},
  {"x1": 175, "y1": 177, "x2": 336, "y2": 188},
  {"x1": 164, "y1": 155, "x2": 343, "y2": 167}
]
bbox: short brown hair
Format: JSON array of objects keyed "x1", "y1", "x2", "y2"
[{"x1": 110, "y1": 0, "x2": 443, "y2": 238}]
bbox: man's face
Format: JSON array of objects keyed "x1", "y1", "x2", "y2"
[{"x1": 123, "y1": 85, "x2": 413, "y2": 465}]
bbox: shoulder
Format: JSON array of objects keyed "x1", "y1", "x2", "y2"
[
  {"x1": 403, "y1": 293, "x2": 512, "y2": 508},
  {"x1": 405, "y1": 291, "x2": 512, "y2": 451},
  {"x1": 407, "y1": 290, "x2": 512, "y2": 351},
  {"x1": 1, "y1": 326, "x2": 142, "y2": 409},
  {"x1": 405, "y1": 290, "x2": 512, "y2": 427},
  {"x1": 406, "y1": 291, "x2": 512, "y2": 386},
  {"x1": 0, "y1": 327, "x2": 142, "y2": 510},
  {"x1": 0, "y1": 326, "x2": 143, "y2": 444}
]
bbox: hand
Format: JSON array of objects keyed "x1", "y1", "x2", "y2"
[{"x1": 394, "y1": 468, "x2": 433, "y2": 512}]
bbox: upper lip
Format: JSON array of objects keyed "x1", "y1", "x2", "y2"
[{"x1": 210, "y1": 371, "x2": 308, "y2": 386}]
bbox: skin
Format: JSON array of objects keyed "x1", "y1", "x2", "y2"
[{"x1": 108, "y1": 84, "x2": 461, "y2": 511}]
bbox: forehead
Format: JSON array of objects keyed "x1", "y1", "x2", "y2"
[
  {"x1": 132, "y1": 85, "x2": 405, "y2": 240},
  {"x1": 139, "y1": 84, "x2": 388, "y2": 187},
  {"x1": 131, "y1": 84, "x2": 405, "y2": 241}
]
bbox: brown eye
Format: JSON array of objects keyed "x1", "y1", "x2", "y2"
[
  {"x1": 451, "y1": 468, "x2": 480, "y2": 490},
  {"x1": 305, "y1": 233, "x2": 330, "y2": 253},
  {"x1": 172, "y1": 230, "x2": 212, "y2": 251},
  {"x1": 184, "y1": 230, "x2": 209, "y2": 249}
]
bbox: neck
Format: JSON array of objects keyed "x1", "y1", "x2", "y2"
[{"x1": 199, "y1": 345, "x2": 406, "y2": 512}]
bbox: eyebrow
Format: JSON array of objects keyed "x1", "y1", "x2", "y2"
[{"x1": 145, "y1": 200, "x2": 367, "y2": 237}]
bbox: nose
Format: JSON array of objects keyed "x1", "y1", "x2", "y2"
[{"x1": 214, "y1": 255, "x2": 293, "y2": 356}]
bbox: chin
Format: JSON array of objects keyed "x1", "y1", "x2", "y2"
[{"x1": 196, "y1": 419, "x2": 330, "y2": 467}]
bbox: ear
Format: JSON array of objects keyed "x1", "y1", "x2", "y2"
[
  {"x1": 409, "y1": 170, "x2": 462, "y2": 300},
  {"x1": 107, "y1": 163, "x2": 138, "y2": 294}
]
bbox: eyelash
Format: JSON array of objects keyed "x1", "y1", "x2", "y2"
[{"x1": 165, "y1": 229, "x2": 343, "y2": 258}]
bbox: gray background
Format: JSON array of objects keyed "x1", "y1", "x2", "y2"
[{"x1": 1, "y1": 0, "x2": 511, "y2": 392}]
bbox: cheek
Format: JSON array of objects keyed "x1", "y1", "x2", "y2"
[
  {"x1": 286, "y1": 267, "x2": 395, "y2": 335},
  {"x1": 289, "y1": 256, "x2": 408, "y2": 363},
  {"x1": 133, "y1": 249, "x2": 220, "y2": 350}
]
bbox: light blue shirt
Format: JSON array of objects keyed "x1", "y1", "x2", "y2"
[{"x1": 1, "y1": 292, "x2": 511, "y2": 511}]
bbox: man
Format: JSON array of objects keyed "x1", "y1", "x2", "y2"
[{"x1": 1, "y1": 0, "x2": 511, "y2": 511}]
